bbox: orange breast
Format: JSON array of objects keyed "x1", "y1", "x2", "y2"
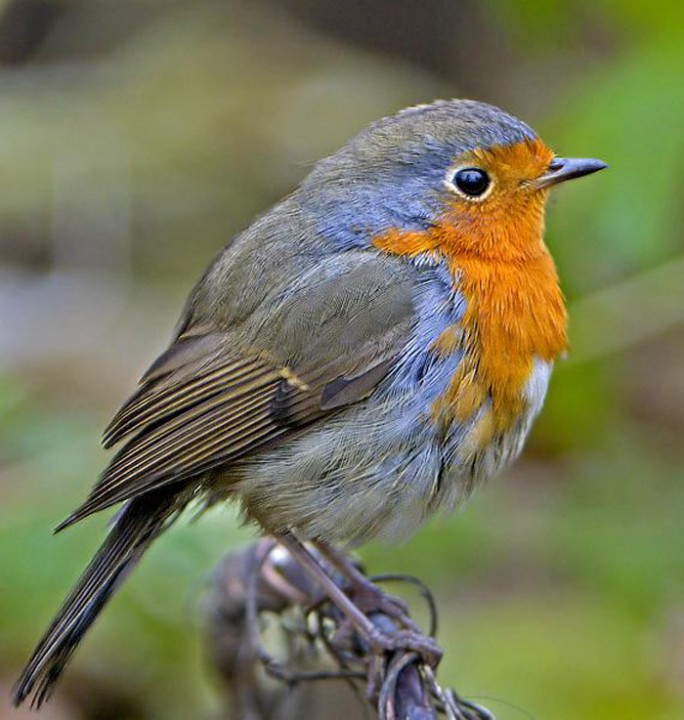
[
  {"x1": 374, "y1": 136, "x2": 567, "y2": 446},
  {"x1": 434, "y1": 252, "x2": 567, "y2": 435},
  {"x1": 374, "y1": 199, "x2": 567, "y2": 439}
]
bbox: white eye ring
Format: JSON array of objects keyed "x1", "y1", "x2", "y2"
[{"x1": 444, "y1": 166, "x2": 494, "y2": 202}]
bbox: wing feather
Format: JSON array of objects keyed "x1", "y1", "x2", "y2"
[
  {"x1": 103, "y1": 357, "x2": 257, "y2": 447},
  {"x1": 58, "y1": 358, "x2": 287, "y2": 529},
  {"x1": 59, "y1": 253, "x2": 418, "y2": 531}
]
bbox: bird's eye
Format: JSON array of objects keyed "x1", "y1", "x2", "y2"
[{"x1": 451, "y1": 168, "x2": 491, "y2": 198}]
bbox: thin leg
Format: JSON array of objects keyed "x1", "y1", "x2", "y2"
[
  {"x1": 276, "y1": 532, "x2": 442, "y2": 668},
  {"x1": 313, "y1": 540, "x2": 419, "y2": 631},
  {"x1": 276, "y1": 532, "x2": 392, "y2": 652}
]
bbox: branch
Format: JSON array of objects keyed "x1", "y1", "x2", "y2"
[{"x1": 204, "y1": 539, "x2": 495, "y2": 720}]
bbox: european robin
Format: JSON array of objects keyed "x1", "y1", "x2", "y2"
[{"x1": 14, "y1": 99, "x2": 606, "y2": 707}]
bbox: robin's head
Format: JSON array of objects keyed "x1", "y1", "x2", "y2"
[{"x1": 301, "y1": 99, "x2": 606, "y2": 260}]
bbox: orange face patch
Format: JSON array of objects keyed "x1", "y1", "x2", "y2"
[
  {"x1": 374, "y1": 138, "x2": 567, "y2": 440},
  {"x1": 440, "y1": 138, "x2": 556, "y2": 261},
  {"x1": 375, "y1": 138, "x2": 557, "y2": 263},
  {"x1": 468, "y1": 138, "x2": 555, "y2": 189}
]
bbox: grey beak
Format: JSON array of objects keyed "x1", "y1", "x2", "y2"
[{"x1": 535, "y1": 157, "x2": 608, "y2": 189}]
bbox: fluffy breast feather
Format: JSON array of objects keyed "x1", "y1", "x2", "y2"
[{"x1": 234, "y1": 265, "x2": 556, "y2": 545}]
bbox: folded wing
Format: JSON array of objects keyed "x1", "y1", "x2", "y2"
[{"x1": 59, "y1": 252, "x2": 417, "y2": 529}]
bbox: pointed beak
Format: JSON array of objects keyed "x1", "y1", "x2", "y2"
[{"x1": 535, "y1": 157, "x2": 608, "y2": 189}]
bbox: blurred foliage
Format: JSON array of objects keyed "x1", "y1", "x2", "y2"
[{"x1": 1, "y1": 1, "x2": 683, "y2": 719}]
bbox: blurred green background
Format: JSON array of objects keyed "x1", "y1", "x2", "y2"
[{"x1": 1, "y1": 1, "x2": 683, "y2": 718}]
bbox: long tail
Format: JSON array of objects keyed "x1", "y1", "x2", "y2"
[{"x1": 13, "y1": 488, "x2": 188, "y2": 708}]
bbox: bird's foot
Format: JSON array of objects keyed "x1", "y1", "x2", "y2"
[
  {"x1": 276, "y1": 533, "x2": 442, "y2": 675},
  {"x1": 360, "y1": 621, "x2": 443, "y2": 668},
  {"x1": 313, "y1": 540, "x2": 428, "y2": 637}
]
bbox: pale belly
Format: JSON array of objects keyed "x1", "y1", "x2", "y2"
[{"x1": 232, "y1": 358, "x2": 553, "y2": 545}]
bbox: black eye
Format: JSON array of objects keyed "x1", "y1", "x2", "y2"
[{"x1": 452, "y1": 168, "x2": 490, "y2": 198}]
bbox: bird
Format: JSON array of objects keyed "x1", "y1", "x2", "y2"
[{"x1": 13, "y1": 98, "x2": 606, "y2": 708}]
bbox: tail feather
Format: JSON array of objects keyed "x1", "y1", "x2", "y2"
[{"x1": 13, "y1": 488, "x2": 188, "y2": 708}]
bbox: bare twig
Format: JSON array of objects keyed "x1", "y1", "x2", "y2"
[{"x1": 204, "y1": 539, "x2": 495, "y2": 720}]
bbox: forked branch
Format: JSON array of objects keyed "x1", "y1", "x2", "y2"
[{"x1": 204, "y1": 539, "x2": 494, "y2": 720}]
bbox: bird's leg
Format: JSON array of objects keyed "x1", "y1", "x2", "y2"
[
  {"x1": 313, "y1": 540, "x2": 443, "y2": 669},
  {"x1": 313, "y1": 540, "x2": 417, "y2": 630},
  {"x1": 275, "y1": 532, "x2": 442, "y2": 670},
  {"x1": 275, "y1": 532, "x2": 394, "y2": 651}
]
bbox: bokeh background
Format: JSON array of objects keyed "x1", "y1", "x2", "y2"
[{"x1": 1, "y1": 1, "x2": 683, "y2": 718}]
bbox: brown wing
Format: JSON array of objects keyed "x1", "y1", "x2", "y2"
[
  {"x1": 57, "y1": 252, "x2": 417, "y2": 530},
  {"x1": 57, "y1": 337, "x2": 304, "y2": 529}
]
